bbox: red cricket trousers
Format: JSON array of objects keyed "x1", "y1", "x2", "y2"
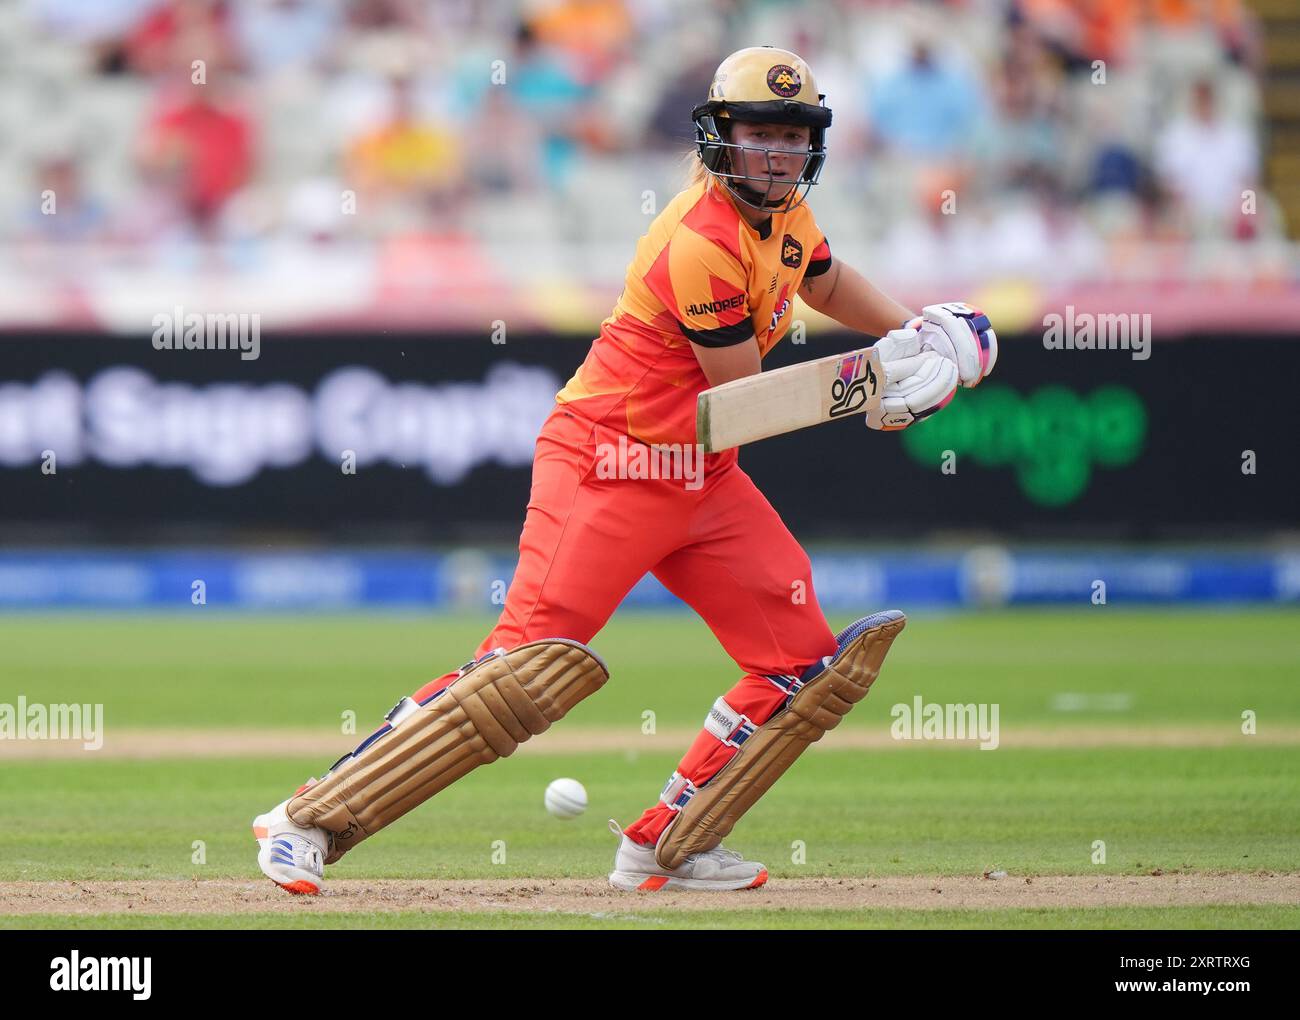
[{"x1": 412, "y1": 404, "x2": 837, "y2": 846}]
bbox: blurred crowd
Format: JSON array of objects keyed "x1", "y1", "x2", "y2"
[{"x1": 2, "y1": 0, "x2": 1286, "y2": 286}]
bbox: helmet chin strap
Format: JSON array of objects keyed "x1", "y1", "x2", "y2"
[
  {"x1": 734, "y1": 182, "x2": 785, "y2": 207},
  {"x1": 728, "y1": 178, "x2": 804, "y2": 214}
]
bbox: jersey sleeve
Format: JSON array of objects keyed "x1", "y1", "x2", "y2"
[
  {"x1": 805, "y1": 233, "x2": 833, "y2": 278},
  {"x1": 642, "y1": 226, "x2": 753, "y2": 347}
]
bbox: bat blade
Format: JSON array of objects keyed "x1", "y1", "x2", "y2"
[{"x1": 696, "y1": 345, "x2": 883, "y2": 453}]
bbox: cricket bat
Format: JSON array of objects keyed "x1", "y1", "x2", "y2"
[{"x1": 696, "y1": 345, "x2": 883, "y2": 453}]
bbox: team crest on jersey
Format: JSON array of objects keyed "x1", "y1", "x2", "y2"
[
  {"x1": 767, "y1": 64, "x2": 801, "y2": 98},
  {"x1": 780, "y1": 234, "x2": 803, "y2": 268}
]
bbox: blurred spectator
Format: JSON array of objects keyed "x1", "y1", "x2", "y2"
[
  {"x1": 231, "y1": 0, "x2": 341, "y2": 79},
  {"x1": 1150, "y1": 0, "x2": 1260, "y2": 70},
  {"x1": 461, "y1": 85, "x2": 544, "y2": 196},
  {"x1": 345, "y1": 0, "x2": 425, "y2": 34},
  {"x1": 644, "y1": 51, "x2": 717, "y2": 151},
  {"x1": 29, "y1": 0, "x2": 159, "y2": 44},
  {"x1": 507, "y1": 23, "x2": 593, "y2": 191},
  {"x1": 528, "y1": 0, "x2": 634, "y2": 85},
  {"x1": 0, "y1": 0, "x2": 1282, "y2": 285},
  {"x1": 122, "y1": 0, "x2": 238, "y2": 77},
  {"x1": 869, "y1": 41, "x2": 986, "y2": 161},
  {"x1": 138, "y1": 78, "x2": 255, "y2": 236},
  {"x1": 1089, "y1": 136, "x2": 1143, "y2": 197},
  {"x1": 21, "y1": 156, "x2": 108, "y2": 243},
  {"x1": 1154, "y1": 77, "x2": 1257, "y2": 238},
  {"x1": 1016, "y1": 0, "x2": 1138, "y2": 71},
  {"x1": 345, "y1": 75, "x2": 465, "y2": 228},
  {"x1": 988, "y1": 29, "x2": 1065, "y2": 193}
]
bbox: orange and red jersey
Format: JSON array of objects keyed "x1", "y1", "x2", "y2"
[{"x1": 556, "y1": 178, "x2": 832, "y2": 446}]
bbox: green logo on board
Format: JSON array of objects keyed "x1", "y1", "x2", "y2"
[{"x1": 900, "y1": 384, "x2": 1147, "y2": 506}]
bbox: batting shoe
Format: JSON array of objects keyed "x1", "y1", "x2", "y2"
[
  {"x1": 606, "y1": 820, "x2": 768, "y2": 891},
  {"x1": 252, "y1": 783, "x2": 333, "y2": 895}
]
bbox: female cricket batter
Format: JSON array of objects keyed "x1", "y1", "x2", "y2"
[{"x1": 254, "y1": 46, "x2": 996, "y2": 894}]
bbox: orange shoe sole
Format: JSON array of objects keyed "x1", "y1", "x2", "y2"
[
  {"x1": 634, "y1": 868, "x2": 769, "y2": 891},
  {"x1": 276, "y1": 879, "x2": 320, "y2": 895}
]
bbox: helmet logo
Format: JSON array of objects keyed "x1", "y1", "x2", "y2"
[
  {"x1": 767, "y1": 64, "x2": 801, "y2": 98},
  {"x1": 780, "y1": 234, "x2": 803, "y2": 268}
]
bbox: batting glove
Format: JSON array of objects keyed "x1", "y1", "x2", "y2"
[
  {"x1": 865, "y1": 327, "x2": 960, "y2": 431},
  {"x1": 905, "y1": 302, "x2": 998, "y2": 388}
]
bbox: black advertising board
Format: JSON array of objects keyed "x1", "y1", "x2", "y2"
[{"x1": 0, "y1": 331, "x2": 1295, "y2": 541}]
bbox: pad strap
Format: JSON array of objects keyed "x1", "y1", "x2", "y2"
[
  {"x1": 659, "y1": 771, "x2": 699, "y2": 811},
  {"x1": 655, "y1": 611, "x2": 907, "y2": 870},
  {"x1": 703, "y1": 696, "x2": 757, "y2": 748},
  {"x1": 287, "y1": 638, "x2": 608, "y2": 864}
]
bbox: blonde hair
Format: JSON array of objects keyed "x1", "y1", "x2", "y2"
[{"x1": 681, "y1": 147, "x2": 718, "y2": 191}]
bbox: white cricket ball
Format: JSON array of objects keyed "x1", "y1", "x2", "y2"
[{"x1": 544, "y1": 777, "x2": 587, "y2": 819}]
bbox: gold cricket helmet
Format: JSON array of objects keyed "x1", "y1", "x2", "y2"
[{"x1": 692, "y1": 46, "x2": 833, "y2": 212}]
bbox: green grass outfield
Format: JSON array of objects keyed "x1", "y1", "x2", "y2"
[
  {"x1": 5, "y1": 608, "x2": 1298, "y2": 730},
  {"x1": 1, "y1": 608, "x2": 1297, "y2": 929}
]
